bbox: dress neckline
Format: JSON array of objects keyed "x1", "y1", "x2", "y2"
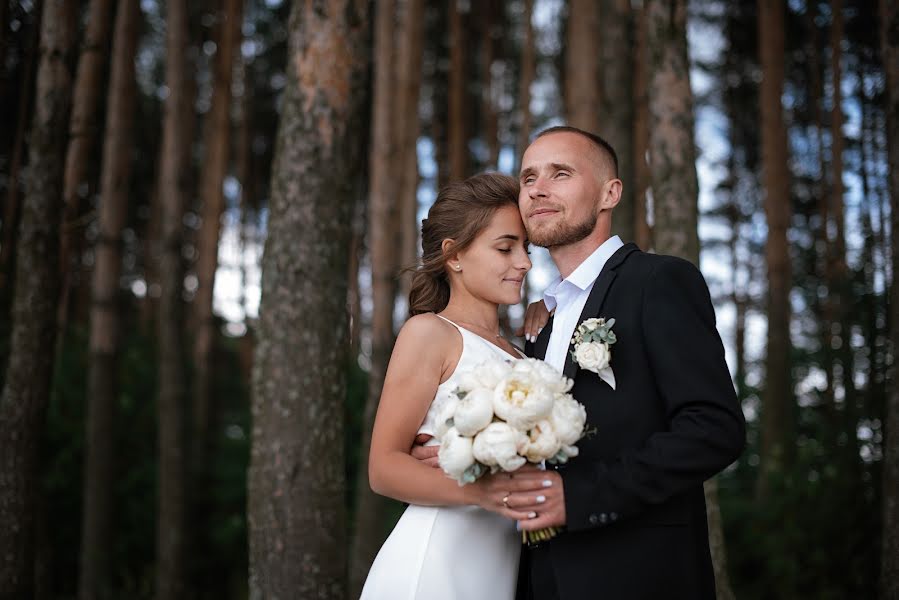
[{"x1": 435, "y1": 314, "x2": 524, "y2": 360}]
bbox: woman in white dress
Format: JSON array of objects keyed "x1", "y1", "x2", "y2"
[{"x1": 360, "y1": 173, "x2": 539, "y2": 600}]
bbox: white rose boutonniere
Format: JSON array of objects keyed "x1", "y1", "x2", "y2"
[{"x1": 570, "y1": 317, "x2": 617, "y2": 390}]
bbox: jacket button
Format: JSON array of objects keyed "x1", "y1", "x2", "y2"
[{"x1": 588, "y1": 514, "x2": 599, "y2": 525}]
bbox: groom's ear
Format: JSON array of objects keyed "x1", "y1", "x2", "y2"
[{"x1": 600, "y1": 179, "x2": 623, "y2": 211}]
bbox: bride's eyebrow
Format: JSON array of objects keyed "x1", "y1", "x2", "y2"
[{"x1": 494, "y1": 234, "x2": 522, "y2": 241}]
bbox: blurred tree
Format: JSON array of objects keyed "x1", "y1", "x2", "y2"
[
  {"x1": 880, "y1": 0, "x2": 899, "y2": 596},
  {"x1": 155, "y1": 0, "x2": 194, "y2": 597},
  {"x1": 600, "y1": 0, "x2": 634, "y2": 244},
  {"x1": 246, "y1": 0, "x2": 370, "y2": 597},
  {"x1": 756, "y1": 0, "x2": 794, "y2": 499},
  {"x1": 632, "y1": 1, "x2": 652, "y2": 251},
  {"x1": 564, "y1": 0, "x2": 600, "y2": 133},
  {"x1": 59, "y1": 0, "x2": 114, "y2": 338},
  {"x1": 0, "y1": 1, "x2": 77, "y2": 598},
  {"x1": 79, "y1": 2, "x2": 140, "y2": 598},
  {"x1": 192, "y1": 0, "x2": 244, "y2": 569},
  {"x1": 448, "y1": 0, "x2": 468, "y2": 180},
  {"x1": 349, "y1": 0, "x2": 399, "y2": 595},
  {"x1": 516, "y1": 0, "x2": 534, "y2": 167},
  {"x1": 645, "y1": 0, "x2": 734, "y2": 596}
]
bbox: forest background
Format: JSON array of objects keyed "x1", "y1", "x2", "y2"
[{"x1": 1, "y1": 0, "x2": 898, "y2": 599}]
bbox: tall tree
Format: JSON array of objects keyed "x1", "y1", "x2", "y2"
[
  {"x1": 0, "y1": 1, "x2": 77, "y2": 597},
  {"x1": 58, "y1": 0, "x2": 114, "y2": 334},
  {"x1": 645, "y1": 1, "x2": 735, "y2": 597},
  {"x1": 516, "y1": 0, "x2": 535, "y2": 164},
  {"x1": 247, "y1": 0, "x2": 369, "y2": 597},
  {"x1": 78, "y1": 2, "x2": 139, "y2": 598},
  {"x1": 349, "y1": 1, "x2": 399, "y2": 595},
  {"x1": 879, "y1": 0, "x2": 899, "y2": 596},
  {"x1": 756, "y1": 0, "x2": 794, "y2": 499},
  {"x1": 193, "y1": 0, "x2": 244, "y2": 497},
  {"x1": 600, "y1": 0, "x2": 635, "y2": 244},
  {"x1": 155, "y1": 1, "x2": 194, "y2": 597},
  {"x1": 564, "y1": 0, "x2": 600, "y2": 132},
  {"x1": 632, "y1": 0, "x2": 652, "y2": 251},
  {"x1": 448, "y1": 0, "x2": 468, "y2": 180}
]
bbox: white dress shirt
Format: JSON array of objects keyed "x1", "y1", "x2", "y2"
[{"x1": 542, "y1": 236, "x2": 624, "y2": 372}]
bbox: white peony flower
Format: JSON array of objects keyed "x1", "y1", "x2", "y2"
[
  {"x1": 472, "y1": 422, "x2": 527, "y2": 472},
  {"x1": 573, "y1": 341, "x2": 611, "y2": 374},
  {"x1": 550, "y1": 394, "x2": 587, "y2": 446},
  {"x1": 492, "y1": 370, "x2": 554, "y2": 431},
  {"x1": 433, "y1": 401, "x2": 457, "y2": 439},
  {"x1": 518, "y1": 358, "x2": 572, "y2": 394},
  {"x1": 438, "y1": 427, "x2": 476, "y2": 481},
  {"x1": 521, "y1": 420, "x2": 561, "y2": 463},
  {"x1": 452, "y1": 387, "x2": 495, "y2": 436}
]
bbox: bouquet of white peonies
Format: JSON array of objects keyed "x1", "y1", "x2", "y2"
[{"x1": 435, "y1": 357, "x2": 588, "y2": 544}]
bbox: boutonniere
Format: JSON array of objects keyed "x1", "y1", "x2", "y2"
[{"x1": 570, "y1": 317, "x2": 617, "y2": 390}]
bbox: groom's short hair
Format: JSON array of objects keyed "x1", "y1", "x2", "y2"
[{"x1": 534, "y1": 126, "x2": 619, "y2": 179}]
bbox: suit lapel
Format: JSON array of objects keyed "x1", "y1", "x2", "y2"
[
  {"x1": 562, "y1": 243, "x2": 640, "y2": 380},
  {"x1": 533, "y1": 315, "x2": 553, "y2": 359}
]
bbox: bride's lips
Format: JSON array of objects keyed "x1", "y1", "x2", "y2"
[{"x1": 504, "y1": 278, "x2": 523, "y2": 285}]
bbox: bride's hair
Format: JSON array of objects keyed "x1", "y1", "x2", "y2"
[{"x1": 407, "y1": 172, "x2": 520, "y2": 316}]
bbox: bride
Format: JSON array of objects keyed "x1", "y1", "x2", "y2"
[{"x1": 360, "y1": 172, "x2": 546, "y2": 599}]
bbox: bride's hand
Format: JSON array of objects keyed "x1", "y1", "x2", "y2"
[
  {"x1": 515, "y1": 300, "x2": 551, "y2": 343},
  {"x1": 410, "y1": 433, "x2": 440, "y2": 468},
  {"x1": 467, "y1": 471, "x2": 538, "y2": 522}
]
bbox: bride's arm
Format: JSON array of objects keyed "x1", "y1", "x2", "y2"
[{"x1": 368, "y1": 315, "x2": 528, "y2": 518}]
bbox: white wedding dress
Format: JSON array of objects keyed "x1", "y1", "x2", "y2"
[{"x1": 359, "y1": 315, "x2": 523, "y2": 600}]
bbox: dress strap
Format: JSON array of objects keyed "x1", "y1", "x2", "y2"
[{"x1": 434, "y1": 313, "x2": 463, "y2": 331}]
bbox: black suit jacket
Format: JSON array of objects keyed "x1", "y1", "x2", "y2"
[{"x1": 519, "y1": 243, "x2": 746, "y2": 600}]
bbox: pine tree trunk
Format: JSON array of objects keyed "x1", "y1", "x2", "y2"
[
  {"x1": 480, "y1": 0, "x2": 500, "y2": 169},
  {"x1": 192, "y1": 0, "x2": 243, "y2": 537},
  {"x1": 448, "y1": 0, "x2": 467, "y2": 180},
  {"x1": 756, "y1": 0, "x2": 793, "y2": 500},
  {"x1": 516, "y1": 0, "x2": 534, "y2": 165},
  {"x1": 155, "y1": 1, "x2": 193, "y2": 597},
  {"x1": 58, "y1": 0, "x2": 114, "y2": 334},
  {"x1": 247, "y1": 1, "x2": 369, "y2": 597},
  {"x1": 879, "y1": 0, "x2": 899, "y2": 596},
  {"x1": 0, "y1": 2, "x2": 77, "y2": 598},
  {"x1": 645, "y1": 2, "x2": 735, "y2": 597},
  {"x1": 601, "y1": 0, "x2": 634, "y2": 244},
  {"x1": 0, "y1": 9, "x2": 40, "y2": 302},
  {"x1": 632, "y1": 1, "x2": 652, "y2": 251},
  {"x1": 349, "y1": 1, "x2": 400, "y2": 596},
  {"x1": 564, "y1": 0, "x2": 600, "y2": 132},
  {"x1": 78, "y1": 3, "x2": 139, "y2": 598},
  {"x1": 397, "y1": 0, "x2": 424, "y2": 301}
]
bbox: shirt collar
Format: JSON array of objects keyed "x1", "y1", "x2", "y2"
[{"x1": 543, "y1": 236, "x2": 624, "y2": 311}]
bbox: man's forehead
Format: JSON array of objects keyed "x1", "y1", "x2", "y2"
[{"x1": 522, "y1": 132, "x2": 599, "y2": 171}]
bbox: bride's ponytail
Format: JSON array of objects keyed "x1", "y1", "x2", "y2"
[{"x1": 406, "y1": 172, "x2": 520, "y2": 316}]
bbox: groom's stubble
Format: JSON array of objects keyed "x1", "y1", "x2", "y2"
[{"x1": 526, "y1": 201, "x2": 601, "y2": 250}]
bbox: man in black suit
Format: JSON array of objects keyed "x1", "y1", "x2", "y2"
[{"x1": 505, "y1": 126, "x2": 746, "y2": 599}]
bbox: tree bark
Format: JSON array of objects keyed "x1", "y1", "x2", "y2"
[
  {"x1": 879, "y1": 0, "x2": 899, "y2": 597},
  {"x1": 58, "y1": 0, "x2": 114, "y2": 334},
  {"x1": 155, "y1": 1, "x2": 194, "y2": 597},
  {"x1": 756, "y1": 0, "x2": 793, "y2": 499},
  {"x1": 448, "y1": 0, "x2": 467, "y2": 180},
  {"x1": 78, "y1": 2, "x2": 139, "y2": 598},
  {"x1": 398, "y1": 0, "x2": 424, "y2": 299},
  {"x1": 192, "y1": 0, "x2": 243, "y2": 515},
  {"x1": 564, "y1": 0, "x2": 600, "y2": 133},
  {"x1": 632, "y1": 0, "x2": 652, "y2": 251},
  {"x1": 480, "y1": 0, "x2": 501, "y2": 169},
  {"x1": 0, "y1": 2, "x2": 77, "y2": 598},
  {"x1": 247, "y1": 1, "x2": 369, "y2": 598},
  {"x1": 349, "y1": 0, "x2": 400, "y2": 596},
  {"x1": 600, "y1": 0, "x2": 634, "y2": 244},
  {"x1": 645, "y1": 1, "x2": 735, "y2": 597},
  {"x1": 516, "y1": 0, "x2": 535, "y2": 167}
]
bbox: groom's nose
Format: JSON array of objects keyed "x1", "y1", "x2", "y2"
[{"x1": 527, "y1": 180, "x2": 548, "y2": 199}]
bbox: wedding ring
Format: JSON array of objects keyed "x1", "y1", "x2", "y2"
[{"x1": 502, "y1": 495, "x2": 510, "y2": 508}]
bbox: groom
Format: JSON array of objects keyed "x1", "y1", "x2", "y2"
[{"x1": 506, "y1": 126, "x2": 746, "y2": 599}]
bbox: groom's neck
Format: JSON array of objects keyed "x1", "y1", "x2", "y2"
[{"x1": 550, "y1": 229, "x2": 611, "y2": 279}]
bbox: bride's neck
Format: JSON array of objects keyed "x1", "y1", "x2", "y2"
[{"x1": 442, "y1": 292, "x2": 499, "y2": 332}]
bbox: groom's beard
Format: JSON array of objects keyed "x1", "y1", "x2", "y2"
[{"x1": 528, "y1": 204, "x2": 599, "y2": 249}]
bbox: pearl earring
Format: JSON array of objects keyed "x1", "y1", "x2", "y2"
[{"x1": 454, "y1": 264, "x2": 461, "y2": 271}]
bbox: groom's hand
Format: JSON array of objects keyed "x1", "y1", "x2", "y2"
[
  {"x1": 496, "y1": 465, "x2": 567, "y2": 531},
  {"x1": 410, "y1": 433, "x2": 440, "y2": 468}
]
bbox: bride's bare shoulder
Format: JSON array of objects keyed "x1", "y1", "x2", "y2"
[{"x1": 397, "y1": 312, "x2": 458, "y2": 347}]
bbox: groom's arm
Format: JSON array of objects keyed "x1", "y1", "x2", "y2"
[{"x1": 560, "y1": 256, "x2": 745, "y2": 532}]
